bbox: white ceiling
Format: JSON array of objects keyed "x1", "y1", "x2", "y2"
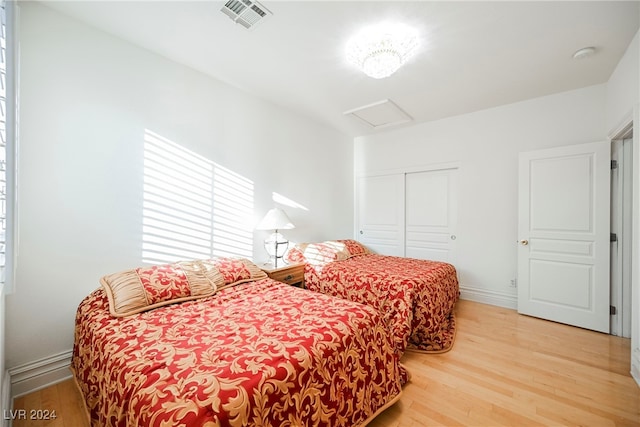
[{"x1": 41, "y1": 1, "x2": 640, "y2": 137}]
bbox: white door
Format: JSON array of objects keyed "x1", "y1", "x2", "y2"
[
  {"x1": 356, "y1": 174, "x2": 404, "y2": 256},
  {"x1": 405, "y1": 168, "x2": 458, "y2": 263},
  {"x1": 517, "y1": 141, "x2": 610, "y2": 333}
]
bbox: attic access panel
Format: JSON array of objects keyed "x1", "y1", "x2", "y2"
[{"x1": 344, "y1": 99, "x2": 413, "y2": 129}]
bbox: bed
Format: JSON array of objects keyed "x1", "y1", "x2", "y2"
[
  {"x1": 286, "y1": 240, "x2": 459, "y2": 355},
  {"x1": 71, "y1": 257, "x2": 405, "y2": 427}
]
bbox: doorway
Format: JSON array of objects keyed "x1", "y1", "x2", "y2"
[{"x1": 611, "y1": 125, "x2": 633, "y2": 338}]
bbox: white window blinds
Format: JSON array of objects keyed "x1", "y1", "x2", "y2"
[{"x1": 0, "y1": 0, "x2": 17, "y2": 292}]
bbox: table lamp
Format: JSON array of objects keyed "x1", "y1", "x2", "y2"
[{"x1": 256, "y1": 208, "x2": 295, "y2": 267}]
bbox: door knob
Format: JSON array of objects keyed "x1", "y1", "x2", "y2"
[{"x1": 520, "y1": 239, "x2": 529, "y2": 246}]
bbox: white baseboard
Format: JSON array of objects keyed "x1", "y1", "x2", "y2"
[
  {"x1": 9, "y1": 350, "x2": 73, "y2": 398},
  {"x1": 632, "y1": 348, "x2": 640, "y2": 388},
  {"x1": 459, "y1": 284, "x2": 517, "y2": 310}
]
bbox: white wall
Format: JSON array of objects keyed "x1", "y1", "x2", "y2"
[
  {"x1": 5, "y1": 2, "x2": 353, "y2": 375},
  {"x1": 606, "y1": 31, "x2": 639, "y2": 134},
  {"x1": 355, "y1": 84, "x2": 607, "y2": 305}
]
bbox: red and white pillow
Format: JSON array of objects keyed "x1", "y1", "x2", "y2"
[
  {"x1": 101, "y1": 258, "x2": 267, "y2": 317},
  {"x1": 285, "y1": 239, "x2": 370, "y2": 266}
]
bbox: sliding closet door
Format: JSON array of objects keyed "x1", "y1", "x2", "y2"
[
  {"x1": 405, "y1": 168, "x2": 458, "y2": 263},
  {"x1": 356, "y1": 167, "x2": 458, "y2": 260},
  {"x1": 356, "y1": 174, "x2": 404, "y2": 256}
]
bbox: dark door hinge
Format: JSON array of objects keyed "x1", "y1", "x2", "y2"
[
  {"x1": 610, "y1": 233, "x2": 618, "y2": 242},
  {"x1": 611, "y1": 160, "x2": 618, "y2": 170},
  {"x1": 610, "y1": 305, "x2": 617, "y2": 315}
]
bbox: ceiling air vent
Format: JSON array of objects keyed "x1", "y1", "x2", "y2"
[{"x1": 221, "y1": 0, "x2": 272, "y2": 30}]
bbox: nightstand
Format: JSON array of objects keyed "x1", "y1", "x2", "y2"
[{"x1": 261, "y1": 263, "x2": 305, "y2": 288}]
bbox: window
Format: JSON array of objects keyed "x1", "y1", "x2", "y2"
[{"x1": 0, "y1": 0, "x2": 17, "y2": 292}]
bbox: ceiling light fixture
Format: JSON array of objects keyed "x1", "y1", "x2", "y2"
[
  {"x1": 346, "y1": 22, "x2": 419, "y2": 79},
  {"x1": 572, "y1": 46, "x2": 596, "y2": 60}
]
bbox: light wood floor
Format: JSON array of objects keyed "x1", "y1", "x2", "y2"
[{"x1": 13, "y1": 300, "x2": 640, "y2": 426}]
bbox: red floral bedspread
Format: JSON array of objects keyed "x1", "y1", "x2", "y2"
[
  {"x1": 304, "y1": 255, "x2": 459, "y2": 354},
  {"x1": 72, "y1": 278, "x2": 404, "y2": 426}
]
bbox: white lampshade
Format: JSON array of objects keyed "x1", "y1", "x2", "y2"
[{"x1": 256, "y1": 208, "x2": 295, "y2": 231}]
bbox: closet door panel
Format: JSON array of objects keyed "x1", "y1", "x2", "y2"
[
  {"x1": 356, "y1": 174, "x2": 404, "y2": 256},
  {"x1": 405, "y1": 168, "x2": 458, "y2": 263}
]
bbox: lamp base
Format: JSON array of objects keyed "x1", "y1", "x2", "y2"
[{"x1": 264, "y1": 232, "x2": 289, "y2": 268}]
